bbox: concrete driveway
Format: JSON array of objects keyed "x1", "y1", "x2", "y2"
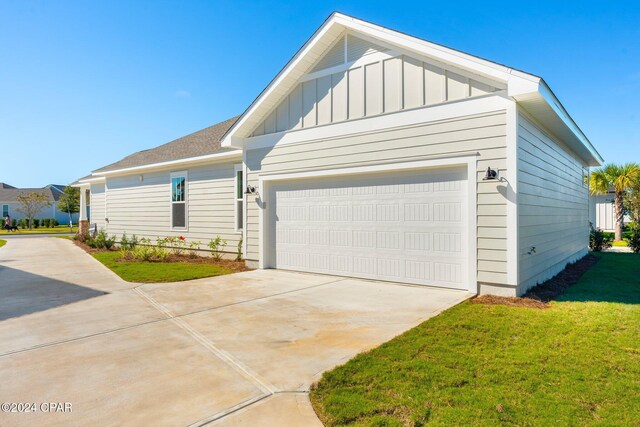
[{"x1": 0, "y1": 237, "x2": 471, "y2": 426}]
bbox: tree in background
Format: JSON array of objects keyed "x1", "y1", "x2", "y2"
[
  {"x1": 624, "y1": 181, "x2": 640, "y2": 224},
  {"x1": 57, "y1": 186, "x2": 80, "y2": 231},
  {"x1": 16, "y1": 192, "x2": 51, "y2": 230},
  {"x1": 590, "y1": 162, "x2": 640, "y2": 241}
]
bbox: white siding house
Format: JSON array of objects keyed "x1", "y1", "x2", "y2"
[{"x1": 74, "y1": 13, "x2": 602, "y2": 296}]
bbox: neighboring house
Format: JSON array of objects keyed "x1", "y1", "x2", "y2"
[
  {"x1": 73, "y1": 13, "x2": 603, "y2": 296},
  {"x1": 589, "y1": 190, "x2": 631, "y2": 232},
  {"x1": 0, "y1": 183, "x2": 80, "y2": 224}
]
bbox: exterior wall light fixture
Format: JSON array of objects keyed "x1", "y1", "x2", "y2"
[{"x1": 483, "y1": 167, "x2": 498, "y2": 180}]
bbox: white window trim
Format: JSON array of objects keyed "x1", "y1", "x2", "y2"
[
  {"x1": 234, "y1": 164, "x2": 243, "y2": 233},
  {"x1": 170, "y1": 170, "x2": 188, "y2": 231}
]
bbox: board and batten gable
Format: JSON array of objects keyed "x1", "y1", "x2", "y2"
[
  {"x1": 244, "y1": 94, "x2": 514, "y2": 291},
  {"x1": 89, "y1": 162, "x2": 241, "y2": 255},
  {"x1": 516, "y1": 110, "x2": 590, "y2": 294},
  {"x1": 250, "y1": 34, "x2": 503, "y2": 137}
]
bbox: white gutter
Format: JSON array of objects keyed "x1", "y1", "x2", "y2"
[{"x1": 91, "y1": 150, "x2": 242, "y2": 177}]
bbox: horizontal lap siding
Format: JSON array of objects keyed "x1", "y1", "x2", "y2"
[
  {"x1": 517, "y1": 114, "x2": 589, "y2": 292},
  {"x1": 90, "y1": 183, "x2": 106, "y2": 231},
  {"x1": 246, "y1": 109, "x2": 509, "y2": 285},
  {"x1": 103, "y1": 163, "x2": 240, "y2": 252}
]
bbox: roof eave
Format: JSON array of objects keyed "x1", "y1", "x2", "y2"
[
  {"x1": 92, "y1": 149, "x2": 242, "y2": 177},
  {"x1": 512, "y1": 80, "x2": 603, "y2": 166}
]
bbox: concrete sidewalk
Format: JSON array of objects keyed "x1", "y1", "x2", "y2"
[{"x1": 0, "y1": 237, "x2": 471, "y2": 426}]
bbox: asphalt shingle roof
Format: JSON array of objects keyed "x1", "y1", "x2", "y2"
[
  {"x1": 92, "y1": 116, "x2": 240, "y2": 174},
  {"x1": 0, "y1": 188, "x2": 59, "y2": 203}
]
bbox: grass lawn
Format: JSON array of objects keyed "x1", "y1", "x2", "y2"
[
  {"x1": 0, "y1": 239, "x2": 5, "y2": 248},
  {"x1": 0, "y1": 225, "x2": 78, "y2": 235},
  {"x1": 612, "y1": 240, "x2": 628, "y2": 247},
  {"x1": 311, "y1": 252, "x2": 640, "y2": 426},
  {"x1": 92, "y1": 251, "x2": 237, "y2": 283}
]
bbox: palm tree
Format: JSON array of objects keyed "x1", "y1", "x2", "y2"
[{"x1": 590, "y1": 163, "x2": 640, "y2": 241}]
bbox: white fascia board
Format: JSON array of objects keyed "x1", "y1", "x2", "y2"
[
  {"x1": 75, "y1": 176, "x2": 106, "y2": 186},
  {"x1": 221, "y1": 14, "x2": 341, "y2": 148},
  {"x1": 537, "y1": 81, "x2": 604, "y2": 165},
  {"x1": 333, "y1": 14, "x2": 539, "y2": 85},
  {"x1": 91, "y1": 150, "x2": 242, "y2": 177}
]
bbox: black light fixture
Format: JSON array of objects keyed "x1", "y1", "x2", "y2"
[
  {"x1": 244, "y1": 185, "x2": 257, "y2": 195},
  {"x1": 483, "y1": 167, "x2": 498, "y2": 180}
]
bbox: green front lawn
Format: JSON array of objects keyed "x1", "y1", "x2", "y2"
[
  {"x1": 92, "y1": 251, "x2": 237, "y2": 283},
  {"x1": 612, "y1": 240, "x2": 628, "y2": 247},
  {"x1": 0, "y1": 225, "x2": 78, "y2": 235},
  {"x1": 311, "y1": 252, "x2": 640, "y2": 426},
  {"x1": 0, "y1": 239, "x2": 5, "y2": 248}
]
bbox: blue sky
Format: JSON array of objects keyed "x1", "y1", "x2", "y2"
[{"x1": 1, "y1": 1, "x2": 638, "y2": 187}]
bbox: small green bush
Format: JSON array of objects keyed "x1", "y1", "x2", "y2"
[
  {"x1": 42, "y1": 218, "x2": 50, "y2": 228},
  {"x1": 188, "y1": 240, "x2": 202, "y2": 257},
  {"x1": 208, "y1": 236, "x2": 228, "y2": 261},
  {"x1": 590, "y1": 224, "x2": 613, "y2": 252},
  {"x1": 626, "y1": 222, "x2": 640, "y2": 253},
  {"x1": 50, "y1": 218, "x2": 59, "y2": 227},
  {"x1": 10, "y1": 218, "x2": 16, "y2": 227},
  {"x1": 236, "y1": 238, "x2": 243, "y2": 261},
  {"x1": 18, "y1": 218, "x2": 27, "y2": 229},
  {"x1": 120, "y1": 232, "x2": 130, "y2": 250},
  {"x1": 33, "y1": 218, "x2": 40, "y2": 228}
]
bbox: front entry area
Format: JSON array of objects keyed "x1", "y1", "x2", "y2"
[{"x1": 268, "y1": 167, "x2": 469, "y2": 290}]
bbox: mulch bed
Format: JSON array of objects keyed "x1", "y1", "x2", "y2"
[
  {"x1": 71, "y1": 239, "x2": 251, "y2": 272},
  {"x1": 471, "y1": 295, "x2": 549, "y2": 309},
  {"x1": 472, "y1": 254, "x2": 600, "y2": 308}
]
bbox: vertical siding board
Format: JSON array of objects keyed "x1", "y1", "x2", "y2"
[
  {"x1": 365, "y1": 62, "x2": 382, "y2": 116},
  {"x1": 446, "y1": 71, "x2": 468, "y2": 101},
  {"x1": 348, "y1": 67, "x2": 364, "y2": 119},
  {"x1": 383, "y1": 57, "x2": 402, "y2": 113},
  {"x1": 424, "y1": 63, "x2": 445, "y2": 105},
  {"x1": 264, "y1": 110, "x2": 277, "y2": 134},
  {"x1": 316, "y1": 74, "x2": 333, "y2": 125},
  {"x1": 331, "y1": 71, "x2": 348, "y2": 123},
  {"x1": 403, "y1": 56, "x2": 424, "y2": 109},
  {"x1": 289, "y1": 84, "x2": 303, "y2": 130},
  {"x1": 276, "y1": 97, "x2": 289, "y2": 132},
  {"x1": 302, "y1": 80, "x2": 317, "y2": 128}
]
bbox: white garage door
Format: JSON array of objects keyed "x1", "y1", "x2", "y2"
[{"x1": 271, "y1": 168, "x2": 468, "y2": 289}]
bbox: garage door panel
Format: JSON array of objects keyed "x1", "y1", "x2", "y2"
[{"x1": 272, "y1": 168, "x2": 468, "y2": 289}]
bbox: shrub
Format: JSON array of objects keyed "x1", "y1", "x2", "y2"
[
  {"x1": 42, "y1": 218, "x2": 50, "y2": 228},
  {"x1": 166, "y1": 235, "x2": 187, "y2": 256},
  {"x1": 51, "y1": 218, "x2": 59, "y2": 227},
  {"x1": 10, "y1": 218, "x2": 16, "y2": 227},
  {"x1": 236, "y1": 238, "x2": 243, "y2": 261},
  {"x1": 589, "y1": 224, "x2": 613, "y2": 252},
  {"x1": 104, "y1": 234, "x2": 116, "y2": 250},
  {"x1": 18, "y1": 218, "x2": 27, "y2": 229},
  {"x1": 120, "y1": 232, "x2": 130, "y2": 250},
  {"x1": 626, "y1": 222, "x2": 640, "y2": 253},
  {"x1": 129, "y1": 234, "x2": 139, "y2": 250},
  {"x1": 188, "y1": 240, "x2": 202, "y2": 257},
  {"x1": 33, "y1": 218, "x2": 40, "y2": 228},
  {"x1": 131, "y1": 237, "x2": 154, "y2": 261},
  {"x1": 208, "y1": 236, "x2": 228, "y2": 261}
]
